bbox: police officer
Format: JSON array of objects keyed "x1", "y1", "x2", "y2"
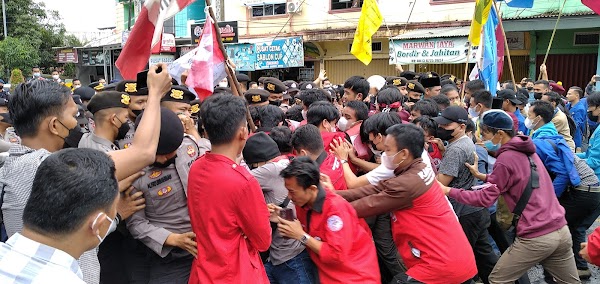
[
  {"x1": 263, "y1": 77, "x2": 287, "y2": 107},
  {"x1": 405, "y1": 80, "x2": 426, "y2": 109},
  {"x1": 78, "y1": 91, "x2": 130, "y2": 152},
  {"x1": 419, "y1": 71, "x2": 442, "y2": 99},
  {"x1": 115, "y1": 80, "x2": 148, "y2": 149},
  {"x1": 74, "y1": 86, "x2": 96, "y2": 107},
  {"x1": 161, "y1": 85, "x2": 206, "y2": 143},
  {"x1": 386, "y1": 76, "x2": 408, "y2": 96},
  {"x1": 236, "y1": 73, "x2": 250, "y2": 93},
  {"x1": 245, "y1": 88, "x2": 270, "y2": 107},
  {"x1": 127, "y1": 107, "x2": 202, "y2": 283}
]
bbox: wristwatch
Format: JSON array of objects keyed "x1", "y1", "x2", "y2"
[
  {"x1": 300, "y1": 233, "x2": 311, "y2": 245},
  {"x1": 340, "y1": 159, "x2": 348, "y2": 164}
]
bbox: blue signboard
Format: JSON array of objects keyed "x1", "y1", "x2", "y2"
[
  {"x1": 225, "y1": 43, "x2": 256, "y2": 72},
  {"x1": 254, "y1": 36, "x2": 304, "y2": 70}
]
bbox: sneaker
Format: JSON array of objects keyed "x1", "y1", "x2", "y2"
[{"x1": 578, "y1": 268, "x2": 591, "y2": 280}]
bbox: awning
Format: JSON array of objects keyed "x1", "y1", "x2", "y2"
[
  {"x1": 391, "y1": 26, "x2": 470, "y2": 40},
  {"x1": 241, "y1": 0, "x2": 286, "y2": 6}
]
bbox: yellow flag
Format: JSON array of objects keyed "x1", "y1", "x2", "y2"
[
  {"x1": 468, "y1": 0, "x2": 493, "y2": 46},
  {"x1": 351, "y1": 0, "x2": 383, "y2": 65}
]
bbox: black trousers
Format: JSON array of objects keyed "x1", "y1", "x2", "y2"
[
  {"x1": 459, "y1": 210, "x2": 498, "y2": 284},
  {"x1": 560, "y1": 188, "x2": 600, "y2": 269},
  {"x1": 391, "y1": 271, "x2": 476, "y2": 284},
  {"x1": 98, "y1": 225, "x2": 135, "y2": 284},
  {"x1": 366, "y1": 213, "x2": 406, "y2": 284},
  {"x1": 128, "y1": 240, "x2": 194, "y2": 284}
]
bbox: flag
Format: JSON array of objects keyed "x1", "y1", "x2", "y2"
[
  {"x1": 469, "y1": 0, "x2": 493, "y2": 46},
  {"x1": 480, "y1": 5, "x2": 500, "y2": 95},
  {"x1": 350, "y1": 0, "x2": 383, "y2": 65},
  {"x1": 116, "y1": 0, "x2": 194, "y2": 80},
  {"x1": 168, "y1": 46, "x2": 200, "y2": 84},
  {"x1": 186, "y1": 14, "x2": 227, "y2": 100},
  {"x1": 495, "y1": 11, "x2": 505, "y2": 80},
  {"x1": 500, "y1": 0, "x2": 534, "y2": 8},
  {"x1": 583, "y1": 0, "x2": 600, "y2": 15}
]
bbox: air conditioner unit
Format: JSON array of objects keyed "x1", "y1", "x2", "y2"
[{"x1": 287, "y1": 1, "x2": 302, "y2": 13}]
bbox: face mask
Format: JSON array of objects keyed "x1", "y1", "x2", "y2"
[
  {"x1": 323, "y1": 84, "x2": 332, "y2": 89},
  {"x1": 524, "y1": 117, "x2": 537, "y2": 129},
  {"x1": 468, "y1": 106, "x2": 480, "y2": 118},
  {"x1": 52, "y1": 75, "x2": 59, "y2": 80},
  {"x1": 527, "y1": 87, "x2": 533, "y2": 91},
  {"x1": 152, "y1": 155, "x2": 177, "y2": 168},
  {"x1": 115, "y1": 117, "x2": 130, "y2": 140},
  {"x1": 436, "y1": 127, "x2": 455, "y2": 141},
  {"x1": 484, "y1": 138, "x2": 501, "y2": 152},
  {"x1": 218, "y1": 81, "x2": 228, "y2": 88},
  {"x1": 369, "y1": 144, "x2": 382, "y2": 157},
  {"x1": 337, "y1": 117, "x2": 349, "y2": 132},
  {"x1": 131, "y1": 109, "x2": 143, "y2": 117},
  {"x1": 0, "y1": 113, "x2": 12, "y2": 125},
  {"x1": 33, "y1": 72, "x2": 41, "y2": 77},
  {"x1": 588, "y1": 111, "x2": 599, "y2": 122},
  {"x1": 301, "y1": 109, "x2": 307, "y2": 120},
  {"x1": 381, "y1": 151, "x2": 405, "y2": 170},
  {"x1": 269, "y1": 100, "x2": 281, "y2": 107},
  {"x1": 534, "y1": 92, "x2": 543, "y2": 100},
  {"x1": 408, "y1": 97, "x2": 420, "y2": 103},
  {"x1": 92, "y1": 212, "x2": 116, "y2": 245},
  {"x1": 74, "y1": 85, "x2": 81, "y2": 89},
  {"x1": 58, "y1": 120, "x2": 84, "y2": 149}
]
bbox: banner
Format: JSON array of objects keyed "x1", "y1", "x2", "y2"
[
  {"x1": 254, "y1": 36, "x2": 304, "y2": 70},
  {"x1": 149, "y1": 54, "x2": 175, "y2": 66},
  {"x1": 191, "y1": 21, "x2": 238, "y2": 44},
  {"x1": 389, "y1": 37, "x2": 475, "y2": 65},
  {"x1": 225, "y1": 43, "x2": 256, "y2": 71},
  {"x1": 57, "y1": 49, "x2": 78, "y2": 63}
]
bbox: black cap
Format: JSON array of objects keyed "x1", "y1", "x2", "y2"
[
  {"x1": 190, "y1": 99, "x2": 200, "y2": 115},
  {"x1": 242, "y1": 132, "x2": 281, "y2": 164},
  {"x1": 116, "y1": 80, "x2": 148, "y2": 96},
  {"x1": 0, "y1": 98, "x2": 8, "y2": 107},
  {"x1": 386, "y1": 76, "x2": 407, "y2": 87},
  {"x1": 434, "y1": 105, "x2": 469, "y2": 125},
  {"x1": 236, "y1": 73, "x2": 250, "y2": 82},
  {"x1": 86, "y1": 91, "x2": 131, "y2": 114},
  {"x1": 440, "y1": 74, "x2": 458, "y2": 83},
  {"x1": 161, "y1": 86, "x2": 196, "y2": 104},
  {"x1": 299, "y1": 82, "x2": 316, "y2": 90},
  {"x1": 516, "y1": 89, "x2": 529, "y2": 105},
  {"x1": 283, "y1": 80, "x2": 300, "y2": 94},
  {"x1": 400, "y1": 71, "x2": 417, "y2": 81},
  {"x1": 88, "y1": 81, "x2": 104, "y2": 91},
  {"x1": 406, "y1": 80, "x2": 426, "y2": 94},
  {"x1": 245, "y1": 89, "x2": 269, "y2": 105},
  {"x1": 135, "y1": 107, "x2": 184, "y2": 155},
  {"x1": 440, "y1": 79, "x2": 457, "y2": 87},
  {"x1": 76, "y1": 105, "x2": 88, "y2": 125},
  {"x1": 263, "y1": 77, "x2": 286, "y2": 94},
  {"x1": 482, "y1": 110, "x2": 514, "y2": 131},
  {"x1": 72, "y1": 95, "x2": 83, "y2": 106},
  {"x1": 419, "y1": 72, "x2": 441, "y2": 88},
  {"x1": 497, "y1": 89, "x2": 521, "y2": 105},
  {"x1": 102, "y1": 82, "x2": 118, "y2": 91},
  {"x1": 258, "y1": 77, "x2": 267, "y2": 84},
  {"x1": 74, "y1": 86, "x2": 96, "y2": 101}
]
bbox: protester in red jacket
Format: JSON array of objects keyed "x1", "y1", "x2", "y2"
[
  {"x1": 187, "y1": 95, "x2": 272, "y2": 283},
  {"x1": 274, "y1": 156, "x2": 379, "y2": 284},
  {"x1": 581, "y1": 227, "x2": 600, "y2": 266}
]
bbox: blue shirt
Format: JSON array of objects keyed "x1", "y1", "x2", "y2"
[
  {"x1": 514, "y1": 110, "x2": 527, "y2": 135},
  {"x1": 577, "y1": 124, "x2": 600, "y2": 177},
  {"x1": 566, "y1": 100, "x2": 586, "y2": 148}
]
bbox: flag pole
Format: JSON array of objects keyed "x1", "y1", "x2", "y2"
[
  {"x1": 461, "y1": 42, "x2": 470, "y2": 102},
  {"x1": 205, "y1": 0, "x2": 256, "y2": 132},
  {"x1": 493, "y1": 0, "x2": 517, "y2": 91},
  {"x1": 538, "y1": 0, "x2": 568, "y2": 80}
]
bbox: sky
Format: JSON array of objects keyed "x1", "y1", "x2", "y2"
[{"x1": 39, "y1": 0, "x2": 117, "y2": 33}]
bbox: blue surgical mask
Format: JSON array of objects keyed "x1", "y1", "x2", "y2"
[{"x1": 484, "y1": 139, "x2": 500, "y2": 152}]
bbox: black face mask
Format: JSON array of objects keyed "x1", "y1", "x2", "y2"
[
  {"x1": 534, "y1": 92, "x2": 543, "y2": 100},
  {"x1": 0, "y1": 113, "x2": 12, "y2": 125},
  {"x1": 62, "y1": 124, "x2": 84, "y2": 149},
  {"x1": 152, "y1": 155, "x2": 177, "y2": 168},
  {"x1": 269, "y1": 100, "x2": 282, "y2": 107},
  {"x1": 527, "y1": 87, "x2": 533, "y2": 91},
  {"x1": 588, "y1": 111, "x2": 599, "y2": 123},
  {"x1": 436, "y1": 127, "x2": 455, "y2": 141},
  {"x1": 408, "y1": 97, "x2": 420, "y2": 103},
  {"x1": 116, "y1": 118, "x2": 130, "y2": 140},
  {"x1": 132, "y1": 109, "x2": 143, "y2": 117}
]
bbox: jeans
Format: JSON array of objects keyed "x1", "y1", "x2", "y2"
[
  {"x1": 459, "y1": 210, "x2": 499, "y2": 284},
  {"x1": 265, "y1": 250, "x2": 318, "y2": 284},
  {"x1": 560, "y1": 189, "x2": 600, "y2": 270}
]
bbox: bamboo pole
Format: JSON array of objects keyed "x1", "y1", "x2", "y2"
[
  {"x1": 205, "y1": 0, "x2": 256, "y2": 132},
  {"x1": 493, "y1": 0, "x2": 517, "y2": 92},
  {"x1": 461, "y1": 42, "x2": 470, "y2": 102},
  {"x1": 538, "y1": 0, "x2": 568, "y2": 80}
]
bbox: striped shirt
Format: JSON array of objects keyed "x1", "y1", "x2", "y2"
[
  {"x1": 0, "y1": 144, "x2": 100, "y2": 284},
  {"x1": 0, "y1": 233, "x2": 84, "y2": 283}
]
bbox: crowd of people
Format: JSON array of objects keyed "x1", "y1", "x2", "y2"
[{"x1": 1, "y1": 62, "x2": 600, "y2": 284}]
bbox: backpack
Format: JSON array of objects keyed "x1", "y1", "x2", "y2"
[{"x1": 561, "y1": 105, "x2": 577, "y2": 139}]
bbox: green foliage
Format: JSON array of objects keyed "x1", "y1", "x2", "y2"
[
  {"x1": 9, "y1": 69, "x2": 24, "y2": 92},
  {"x1": 63, "y1": 63, "x2": 76, "y2": 78},
  {"x1": 0, "y1": 37, "x2": 40, "y2": 79}
]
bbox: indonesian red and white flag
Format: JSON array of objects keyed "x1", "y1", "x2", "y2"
[
  {"x1": 186, "y1": 14, "x2": 227, "y2": 100},
  {"x1": 116, "y1": 0, "x2": 194, "y2": 79}
]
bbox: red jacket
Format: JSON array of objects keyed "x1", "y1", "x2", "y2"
[
  {"x1": 316, "y1": 152, "x2": 347, "y2": 190},
  {"x1": 187, "y1": 153, "x2": 272, "y2": 284},
  {"x1": 321, "y1": 131, "x2": 348, "y2": 153},
  {"x1": 586, "y1": 226, "x2": 600, "y2": 266},
  {"x1": 296, "y1": 187, "x2": 379, "y2": 284}
]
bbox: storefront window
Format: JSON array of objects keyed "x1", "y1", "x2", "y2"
[
  {"x1": 331, "y1": 0, "x2": 363, "y2": 10},
  {"x1": 252, "y1": 4, "x2": 287, "y2": 17}
]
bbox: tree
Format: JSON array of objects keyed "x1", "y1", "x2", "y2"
[{"x1": 0, "y1": 37, "x2": 40, "y2": 79}]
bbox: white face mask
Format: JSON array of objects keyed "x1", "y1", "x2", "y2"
[
  {"x1": 218, "y1": 81, "x2": 228, "y2": 88},
  {"x1": 381, "y1": 151, "x2": 405, "y2": 170},
  {"x1": 52, "y1": 75, "x2": 59, "y2": 80},
  {"x1": 33, "y1": 72, "x2": 41, "y2": 77},
  {"x1": 337, "y1": 117, "x2": 349, "y2": 132},
  {"x1": 468, "y1": 106, "x2": 480, "y2": 118},
  {"x1": 524, "y1": 117, "x2": 538, "y2": 130},
  {"x1": 91, "y1": 212, "x2": 116, "y2": 245},
  {"x1": 74, "y1": 85, "x2": 81, "y2": 89},
  {"x1": 369, "y1": 145, "x2": 382, "y2": 157},
  {"x1": 301, "y1": 109, "x2": 307, "y2": 120}
]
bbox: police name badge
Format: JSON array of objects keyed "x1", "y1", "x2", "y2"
[{"x1": 327, "y1": 215, "x2": 343, "y2": 232}]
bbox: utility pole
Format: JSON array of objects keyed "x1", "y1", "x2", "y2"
[{"x1": 2, "y1": 0, "x2": 7, "y2": 38}]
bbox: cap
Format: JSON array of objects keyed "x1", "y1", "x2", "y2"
[
  {"x1": 367, "y1": 75, "x2": 386, "y2": 91},
  {"x1": 161, "y1": 86, "x2": 196, "y2": 104},
  {"x1": 496, "y1": 89, "x2": 521, "y2": 105},
  {"x1": 299, "y1": 82, "x2": 316, "y2": 90},
  {"x1": 482, "y1": 110, "x2": 514, "y2": 131},
  {"x1": 440, "y1": 74, "x2": 458, "y2": 84},
  {"x1": 244, "y1": 89, "x2": 270, "y2": 105},
  {"x1": 433, "y1": 105, "x2": 469, "y2": 125},
  {"x1": 283, "y1": 80, "x2": 300, "y2": 93},
  {"x1": 74, "y1": 86, "x2": 96, "y2": 101},
  {"x1": 406, "y1": 80, "x2": 426, "y2": 94},
  {"x1": 400, "y1": 71, "x2": 417, "y2": 81},
  {"x1": 263, "y1": 77, "x2": 286, "y2": 94},
  {"x1": 76, "y1": 105, "x2": 88, "y2": 125},
  {"x1": 258, "y1": 77, "x2": 267, "y2": 84},
  {"x1": 0, "y1": 98, "x2": 7, "y2": 107},
  {"x1": 516, "y1": 88, "x2": 529, "y2": 105},
  {"x1": 102, "y1": 82, "x2": 118, "y2": 91},
  {"x1": 86, "y1": 91, "x2": 131, "y2": 114},
  {"x1": 236, "y1": 73, "x2": 250, "y2": 82},
  {"x1": 549, "y1": 82, "x2": 565, "y2": 94},
  {"x1": 116, "y1": 80, "x2": 148, "y2": 96},
  {"x1": 88, "y1": 81, "x2": 104, "y2": 91},
  {"x1": 190, "y1": 99, "x2": 200, "y2": 115},
  {"x1": 386, "y1": 76, "x2": 408, "y2": 87},
  {"x1": 419, "y1": 72, "x2": 441, "y2": 88},
  {"x1": 72, "y1": 95, "x2": 83, "y2": 106},
  {"x1": 242, "y1": 132, "x2": 281, "y2": 164},
  {"x1": 135, "y1": 107, "x2": 184, "y2": 155}
]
